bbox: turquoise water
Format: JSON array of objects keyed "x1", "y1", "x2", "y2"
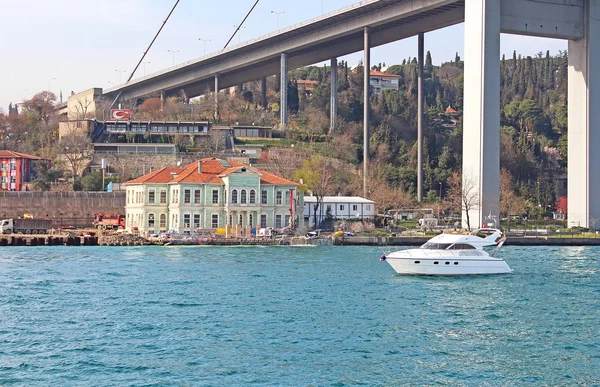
[{"x1": 0, "y1": 245, "x2": 598, "y2": 386}]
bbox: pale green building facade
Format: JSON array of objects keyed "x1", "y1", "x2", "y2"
[{"x1": 124, "y1": 159, "x2": 301, "y2": 234}]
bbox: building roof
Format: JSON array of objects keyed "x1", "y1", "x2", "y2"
[
  {"x1": 370, "y1": 70, "x2": 400, "y2": 78},
  {"x1": 124, "y1": 158, "x2": 299, "y2": 186},
  {"x1": 445, "y1": 106, "x2": 458, "y2": 114},
  {"x1": 296, "y1": 79, "x2": 319, "y2": 85},
  {"x1": 303, "y1": 196, "x2": 375, "y2": 204},
  {"x1": 0, "y1": 150, "x2": 48, "y2": 160}
]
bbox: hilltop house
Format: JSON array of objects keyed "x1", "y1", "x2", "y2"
[
  {"x1": 369, "y1": 70, "x2": 400, "y2": 95},
  {"x1": 124, "y1": 158, "x2": 301, "y2": 234}
]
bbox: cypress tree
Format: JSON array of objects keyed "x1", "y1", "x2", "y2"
[{"x1": 425, "y1": 51, "x2": 433, "y2": 77}]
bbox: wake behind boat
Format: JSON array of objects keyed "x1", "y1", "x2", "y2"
[{"x1": 380, "y1": 228, "x2": 512, "y2": 276}]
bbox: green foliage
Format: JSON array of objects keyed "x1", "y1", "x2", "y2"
[
  {"x1": 33, "y1": 162, "x2": 62, "y2": 191},
  {"x1": 81, "y1": 171, "x2": 104, "y2": 191}
]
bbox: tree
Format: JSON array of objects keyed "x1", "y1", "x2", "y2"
[
  {"x1": 447, "y1": 171, "x2": 479, "y2": 231},
  {"x1": 56, "y1": 130, "x2": 93, "y2": 190},
  {"x1": 81, "y1": 171, "x2": 104, "y2": 191},
  {"x1": 294, "y1": 155, "x2": 336, "y2": 228},
  {"x1": 22, "y1": 91, "x2": 56, "y2": 126},
  {"x1": 288, "y1": 79, "x2": 300, "y2": 114},
  {"x1": 499, "y1": 169, "x2": 528, "y2": 230},
  {"x1": 33, "y1": 162, "x2": 62, "y2": 191},
  {"x1": 138, "y1": 98, "x2": 163, "y2": 120},
  {"x1": 425, "y1": 51, "x2": 433, "y2": 76},
  {"x1": 208, "y1": 129, "x2": 225, "y2": 152}
]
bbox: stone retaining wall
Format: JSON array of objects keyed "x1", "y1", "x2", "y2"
[{"x1": 0, "y1": 191, "x2": 126, "y2": 220}]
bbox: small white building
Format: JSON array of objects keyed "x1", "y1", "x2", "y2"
[{"x1": 303, "y1": 196, "x2": 375, "y2": 225}]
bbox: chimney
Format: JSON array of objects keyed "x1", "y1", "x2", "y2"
[{"x1": 198, "y1": 160, "x2": 202, "y2": 174}]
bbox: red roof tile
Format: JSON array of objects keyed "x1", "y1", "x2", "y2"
[
  {"x1": 370, "y1": 70, "x2": 400, "y2": 78},
  {"x1": 0, "y1": 150, "x2": 48, "y2": 160},
  {"x1": 124, "y1": 158, "x2": 298, "y2": 186},
  {"x1": 125, "y1": 168, "x2": 182, "y2": 185}
]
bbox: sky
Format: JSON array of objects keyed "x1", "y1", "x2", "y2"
[{"x1": 0, "y1": 0, "x2": 568, "y2": 113}]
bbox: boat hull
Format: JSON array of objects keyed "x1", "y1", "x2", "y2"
[{"x1": 384, "y1": 256, "x2": 512, "y2": 276}]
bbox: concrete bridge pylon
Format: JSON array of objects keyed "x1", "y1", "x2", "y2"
[{"x1": 463, "y1": 0, "x2": 598, "y2": 229}]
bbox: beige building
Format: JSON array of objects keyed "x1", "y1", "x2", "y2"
[{"x1": 57, "y1": 88, "x2": 103, "y2": 121}]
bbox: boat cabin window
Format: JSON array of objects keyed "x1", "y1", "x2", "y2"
[
  {"x1": 449, "y1": 243, "x2": 476, "y2": 250},
  {"x1": 420, "y1": 243, "x2": 452, "y2": 250}
]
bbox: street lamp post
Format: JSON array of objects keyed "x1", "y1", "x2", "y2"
[
  {"x1": 438, "y1": 182, "x2": 443, "y2": 220},
  {"x1": 114, "y1": 70, "x2": 126, "y2": 83},
  {"x1": 198, "y1": 38, "x2": 211, "y2": 54},
  {"x1": 270, "y1": 11, "x2": 284, "y2": 29},
  {"x1": 233, "y1": 25, "x2": 246, "y2": 43},
  {"x1": 321, "y1": 0, "x2": 324, "y2": 15},
  {"x1": 143, "y1": 61, "x2": 151, "y2": 76},
  {"x1": 167, "y1": 49, "x2": 180, "y2": 66},
  {"x1": 48, "y1": 78, "x2": 56, "y2": 93}
]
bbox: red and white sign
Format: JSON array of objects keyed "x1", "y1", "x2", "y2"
[{"x1": 110, "y1": 109, "x2": 131, "y2": 120}]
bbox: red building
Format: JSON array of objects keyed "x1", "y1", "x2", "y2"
[{"x1": 0, "y1": 151, "x2": 50, "y2": 191}]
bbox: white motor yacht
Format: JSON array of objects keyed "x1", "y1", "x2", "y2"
[{"x1": 380, "y1": 228, "x2": 512, "y2": 276}]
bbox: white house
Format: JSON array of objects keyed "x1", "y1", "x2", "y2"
[{"x1": 303, "y1": 196, "x2": 375, "y2": 226}]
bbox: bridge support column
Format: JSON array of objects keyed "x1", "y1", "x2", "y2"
[
  {"x1": 568, "y1": 0, "x2": 600, "y2": 229},
  {"x1": 330, "y1": 58, "x2": 338, "y2": 133},
  {"x1": 417, "y1": 32, "x2": 424, "y2": 203},
  {"x1": 280, "y1": 53, "x2": 288, "y2": 129},
  {"x1": 160, "y1": 90, "x2": 166, "y2": 110},
  {"x1": 363, "y1": 27, "x2": 370, "y2": 199},
  {"x1": 214, "y1": 74, "x2": 220, "y2": 122},
  {"x1": 462, "y1": 0, "x2": 500, "y2": 230},
  {"x1": 261, "y1": 77, "x2": 268, "y2": 110}
]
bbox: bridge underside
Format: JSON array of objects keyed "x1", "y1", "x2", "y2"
[{"x1": 105, "y1": 0, "x2": 467, "y2": 100}]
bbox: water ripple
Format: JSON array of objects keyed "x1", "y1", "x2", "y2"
[{"x1": 0, "y1": 245, "x2": 598, "y2": 385}]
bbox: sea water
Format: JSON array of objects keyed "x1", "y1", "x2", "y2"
[{"x1": 0, "y1": 245, "x2": 598, "y2": 386}]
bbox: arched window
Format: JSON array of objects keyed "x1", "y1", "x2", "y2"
[
  {"x1": 249, "y1": 189, "x2": 256, "y2": 204},
  {"x1": 241, "y1": 189, "x2": 247, "y2": 204},
  {"x1": 232, "y1": 189, "x2": 238, "y2": 204},
  {"x1": 148, "y1": 214, "x2": 155, "y2": 229},
  {"x1": 159, "y1": 214, "x2": 166, "y2": 229}
]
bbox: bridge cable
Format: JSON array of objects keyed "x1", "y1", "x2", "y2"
[
  {"x1": 223, "y1": 0, "x2": 260, "y2": 50},
  {"x1": 109, "y1": 0, "x2": 181, "y2": 109}
]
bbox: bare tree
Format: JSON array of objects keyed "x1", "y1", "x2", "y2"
[
  {"x1": 56, "y1": 128, "x2": 93, "y2": 189},
  {"x1": 72, "y1": 97, "x2": 94, "y2": 120},
  {"x1": 208, "y1": 129, "x2": 225, "y2": 152},
  {"x1": 590, "y1": 218, "x2": 598, "y2": 232},
  {"x1": 294, "y1": 155, "x2": 336, "y2": 228},
  {"x1": 261, "y1": 148, "x2": 307, "y2": 180},
  {"x1": 448, "y1": 171, "x2": 480, "y2": 231},
  {"x1": 500, "y1": 169, "x2": 528, "y2": 231}
]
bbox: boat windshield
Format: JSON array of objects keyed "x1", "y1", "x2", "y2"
[
  {"x1": 447, "y1": 243, "x2": 476, "y2": 250},
  {"x1": 420, "y1": 242, "x2": 453, "y2": 250}
]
